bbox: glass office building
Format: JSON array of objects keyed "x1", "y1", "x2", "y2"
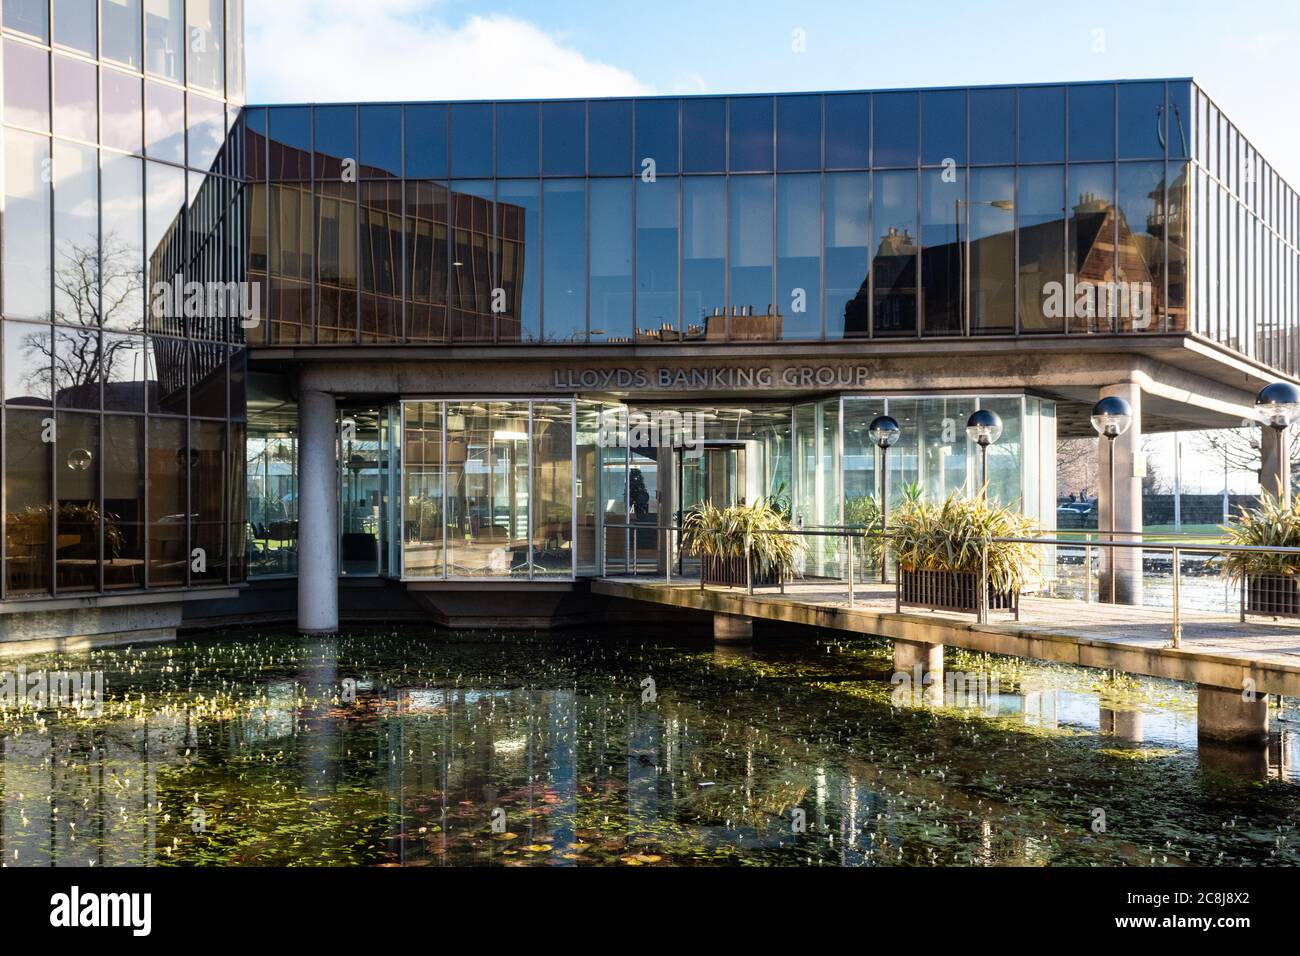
[{"x1": 0, "y1": 2, "x2": 1295, "y2": 632}]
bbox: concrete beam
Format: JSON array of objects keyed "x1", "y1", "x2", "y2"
[{"x1": 297, "y1": 388, "x2": 338, "y2": 634}]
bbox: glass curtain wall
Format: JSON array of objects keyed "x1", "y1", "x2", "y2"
[{"x1": 401, "y1": 399, "x2": 576, "y2": 580}]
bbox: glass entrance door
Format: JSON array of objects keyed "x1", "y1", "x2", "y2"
[{"x1": 673, "y1": 443, "x2": 747, "y2": 573}]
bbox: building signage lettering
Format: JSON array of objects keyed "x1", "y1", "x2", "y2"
[{"x1": 551, "y1": 365, "x2": 869, "y2": 390}]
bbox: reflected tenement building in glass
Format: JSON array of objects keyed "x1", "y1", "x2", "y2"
[{"x1": 1, "y1": 0, "x2": 1297, "y2": 638}]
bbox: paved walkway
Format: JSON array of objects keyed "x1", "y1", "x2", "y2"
[{"x1": 593, "y1": 576, "x2": 1300, "y2": 696}]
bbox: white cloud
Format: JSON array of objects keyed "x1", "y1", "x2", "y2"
[{"x1": 247, "y1": 1, "x2": 652, "y2": 103}]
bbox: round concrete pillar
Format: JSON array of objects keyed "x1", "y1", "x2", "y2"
[
  {"x1": 298, "y1": 389, "x2": 338, "y2": 634},
  {"x1": 713, "y1": 613, "x2": 753, "y2": 643}
]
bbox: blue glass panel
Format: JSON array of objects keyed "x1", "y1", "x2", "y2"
[
  {"x1": 1167, "y1": 81, "x2": 1192, "y2": 159},
  {"x1": 777, "y1": 95, "x2": 820, "y2": 171},
  {"x1": 543, "y1": 101, "x2": 585, "y2": 176},
  {"x1": 682, "y1": 176, "x2": 725, "y2": 333},
  {"x1": 682, "y1": 97, "x2": 725, "y2": 173},
  {"x1": 1017, "y1": 164, "x2": 1065, "y2": 332},
  {"x1": 450, "y1": 103, "x2": 493, "y2": 178},
  {"x1": 825, "y1": 172, "x2": 869, "y2": 338},
  {"x1": 635, "y1": 98, "x2": 678, "y2": 176},
  {"x1": 314, "y1": 105, "x2": 356, "y2": 181},
  {"x1": 496, "y1": 101, "x2": 539, "y2": 178},
  {"x1": 588, "y1": 99, "x2": 633, "y2": 175},
  {"x1": 777, "y1": 173, "x2": 821, "y2": 339},
  {"x1": 730, "y1": 96, "x2": 773, "y2": 172},
  {"x1": 969, "y1": 88, "x2": 1014, "y2": 164},
  {"x1": 825, "y1": 93, "x2": 869, "y2": 169},
  {"x1": 636, "y1": 177, "x2": 678, "y2": 337},
  {"x1": 588, "y1": 179, "x2": 633, "y2": 342},
  {"x1": 1019, "y1": 86, "x2": 1065, "y2": 163},
  {"x1": 268, "y1": 106, "x2": 311, "y2": 179},
  {"x1": 874, "y1": 92, "x2": 918, "y2": 168},
  {"x1": 729, "y1": 175, "x2": 773, "y2": 318},
  {"x1": 496, "y1": 179, "x2": 540, "y2": 341},
  {"x1": 922, "y1": 89, "x2": 965, "y2": 166},
  {"x1": 921, "y1": 167, "x2": 963, "y2": 334},
  {"x1": 872, "y1": 169, "x2": 917, "y2": 335},
  {"x1": 405, "y1": 104, "x2": 448, "y2": 179},
  {"x1": 1067, "y1": 84, "x2": 1114, "y2": 162},
  {"x1": 542, "y1": 179, "x2": 586, "y2": 341},
  {"x1": 360, "y1": 104, "x2": 402, "y2": 178},
  {"x1": 1118, "y1": 81, "x2": 1166, "y2": 159}
]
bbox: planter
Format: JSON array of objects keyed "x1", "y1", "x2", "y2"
[
  {"x1": 1245, "y1": 574, "x2": 1300, "y2": 618},
  {"x1": 898, "y1": 567, "x2": 1018, "y2": 619},
  {"x1": 701, "y1": 553, "x2": 782, "y2": 590}
]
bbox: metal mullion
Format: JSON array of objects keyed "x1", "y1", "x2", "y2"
[
  {"x1": 527, "y1": 400, "x2": 534, "y2": 580},
  {"x1": 570, "y1": 399, "x2": 576, "y2": 580},
  {"x1": 440, "y1": 400, "x2": 447, "y2": 581}
]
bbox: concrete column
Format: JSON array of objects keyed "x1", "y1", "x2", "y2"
[
  {"x1": 892, "y1": 639, "x2": 943, "y2": 706},
  {"x1": 1260, "y1": 425, "x2": 1291, "y2": 504},
  {"x1": 713, "y1": 612, "x2": 753, "y2": 643},
  {"x1": 1097, "y1": 382, "x2": 1143, "y2": 605},
  {"x1": 1100, "y1": 707, "x2": 1144, "y2": 743},
  {"x1": 298, "y1": 389, "x2": 338, "y2": 634},
  {"x1": 1197, "y1": 684, "x2": 1268, "y2": 745}
]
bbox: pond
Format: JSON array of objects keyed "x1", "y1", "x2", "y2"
[{"x1": 1, "y1": 629, "x2": 1298, "y2": 866}]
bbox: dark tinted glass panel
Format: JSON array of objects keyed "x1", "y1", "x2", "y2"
[
  {"x1": 682, "y1": 176, "x2": 725, "y2": 333},
  {"x1": 968, "y1": 166, "x2": 1014, "y2": 333},
  {"x1": 101, "y1": 151, "x2": 145, "y2": 331},
  {"x1": 314, "y1": 105, "x2": 356, "y2": 181},
  {"x1": 103, "y1": 415, "x2": 145, "y2": 588},
  {"x1": 268, "y1": 106, "x2": 311, "y2": 179},
  {"x1": 4, "y1": 320, "x2": 50, "y2": 403},
  {"x1": 53, "y1": 326, "x2": 98, "y2": 407},
  {"x1": 53, "y1": 54, "x2": 97, "y2": 142},
  {"x1": 1167, "y1": 82, "x2": 1191, "y2": 159},
  {"x1": 147, "y1": 416, "x2": 186, "y2": 586},
  {"x1": 4, "y1": 39, "x2": 49, "y2": 131},
  {"x1": 873, "y1": 92, "x2": 918, "y2": 168},
  {"x1": 589, "y1": 178, "x2": 632, "y2": 342},
  {"x1": 496, "y1": 179, "x2": 539, "y2": 342},
  {"x1": 777, "y1": 95, "x2": 820, "y2": 171},
  {"x1": 103, "y1": 68, "x2": 143, "y2": 154},
  {"x1": 1017, "y1": 164, "x2": 1065, "y2": 332},
  {"x1": 3, "y1": 130, "x2": 51, "y2": 320},
  {"x1": 190, "y1": 419, "x2": 227, "y2": 582},
  {"x1": 1018, "y1": 85, "x2": 1064, "y2": 163},
  {"x1": 824, "y1": 93, "x2": 869, "y2": 169},
  {"x1": 190, "y1": 341, "x2": 225, "y2": 416},
  {"x1": 450, "y1": 103, "x2": 492, "y2": 178},
  {"x1": 360, "y1": 104, "x2": 402, "y2": 177},
  {"x1": 729, "y1": 175, "x2": 773, "y2": 330},
  {"x1": 55, "y1": 412, "x2": 98, "y2": 592},
  {"x1": 541, "y1": 179, "x2": 585, "y2": 342},
  {"x1": 359, "y1": 180, "x2": 401, "y2": 342},
  {"x1": 314, "y1": 180, "x2": 357, "y2": 344},
  {"x1": 145, "y1": 80, "x2": 185, "y2": 163},
  {"x1": 635, "y1": 98, "x2": 677, "y2": 176},
  {"x1": 145, "y1": 161, "x2": 186, "y2": 324},
  {"x1": 101, "y1": 0, "x2": 141, "y2": 69},
  {"x1": 403, "y1": 180, "x2": 448, "y2": 343},
  {"x1": 448, "y1": 179, "x2": 492, "y2": 344},
  {"x1": 682, "y1": 97, "x2": 725, "y2": 173},
  {"x1": 1166, "y1": 160, "x2": 1189, "y2": 330},
  {"x1": 151, "y1": 334, "x2": 186, "y2": 409},
  {"x1": 1116, "y1": 160, "x2": 1167, "y2": 331},
  {"x1": 588, "y1": 98, "x2": 632, "y2": 175},
  {"x1": 922, "y1": 89, "x2": 965, "y2": 166},
  {"x1": 1066, "y1": 162, "x2": 1114, "y2": 331},
  {"x1": 825, "y1": 172, "x2": 868, "y2": 338},
  {"x1": 4, "y1": 0, "x2": 47, "y2": 39},
  {"x1": 5, "y1": 409, "x2": 52, "y2": 595},
  {"x1": 1118, "y1": 82, "x2": 1166, "y2": 159},
  {"x1": 920, "y1": 167, "x2": 962, "y2": 334},
  {"x1": 53, "y1": 141, "x2": 99, "y2": 327},
  {"x1": 969, "y1": 88, "x2": 1014, "y2": 164},
  {"x1": 776, "y1": 174, "x2": 820, "y2": 339},
  {"x1": 1068, "y1": 84, "x2": 1114, "y2": 162},
  {"x1": 144, "y1": 0, "x2": 183, "y2": 80},
  {"x1": 102, "y1": 332, "x2": 147, "y2": 410},
  {"x1": 187, "y1": 91, "x2": 224, "y2": 171},
  {"x1": 872, "y1": 169, "x2": 917, "y2": 335},
  {"x1": 186, "y1": 0, "x2": 223, "y2": 93},
  {"x1": 635, "y1": 177, "x2": 678, "y2": 338},
  {"x1": 54, "y1": 0, "x2": 96, "y2": 55},
  {"x1": 542, "y1": 101, "x2": 584, "y2": 176},
  {"x1": 729, "y1": 96, "x2": 773, "y2": 172},
  {"x1": 404, "y1": 104, "x2": 448, "y2": 179},
  {"x1": 496, "y1": 101, "x2": 539, "y2": 177}
]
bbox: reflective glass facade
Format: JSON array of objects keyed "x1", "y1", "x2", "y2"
[
  {"x1": 0, "y1": 0, "x2": 247, "y2": 599},
  {"x1": 239, "y1": 80, "x2": 1272, "y2": 354}
]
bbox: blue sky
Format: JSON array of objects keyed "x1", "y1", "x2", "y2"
[{"x1": 248, "y1": 0, "x2": 1300, "y2": 183}]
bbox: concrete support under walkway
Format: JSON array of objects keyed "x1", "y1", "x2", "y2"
[
  {"x1": 893, "y1": 639, "x2": 944, "y2": 706},
  {"x1": 1197, "y1": 684, "x2": 1268, "y2": 745},
  {"x1": 713, "y1": 612, "x2": 753, "y2": 643},
  {"x1": 1097, "y1": 381, "x2": 1144, "y2": 605},
  {"x1": 298, "y1": 389, "x2": 338, "y2": 634}
]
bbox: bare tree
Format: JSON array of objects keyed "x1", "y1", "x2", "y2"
[
  {"x1": 1057, "y1": 437, "x2": 1098, "y2": 499},
  {"x1": 1195, "y1": 421, "x2": 1300, "y2": 487}
]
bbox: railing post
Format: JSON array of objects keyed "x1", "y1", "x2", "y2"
[
  {"x1": 978, "y1": 539, "x2": 989, "y2": 625},
  {"x1": 846, "y1": 531, "x2": 855, "y2": 607},
  {"x1": 1171, "y1": 545, "x2": 1182, "y2": 648},
  {"x1": 665, "y1": 526, "x2": 672, "y2": 584},
  {"x1": 1240, "y1": 574, "x2": 1247, "y2": 623},
  {"x1": 1084, "y1": 533, "x2": 1093, "y2": 603},
  {"x1": 745, "y1": 537, "x2": 753, "y2": 596}
]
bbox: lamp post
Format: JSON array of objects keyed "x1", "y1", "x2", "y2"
[
  {"x1": 965, "y1": 409, "x2": 1003, "y2": 498},
  {"x1": 869, "y1": 415, "x2": 900, "y2": 583},
  {"x1": 1091, "y1": 396, "x2": 1134, "y2": 604},
  {"x1": 1254, "y1": 381, "x2": 1300, "y2": 505}
]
